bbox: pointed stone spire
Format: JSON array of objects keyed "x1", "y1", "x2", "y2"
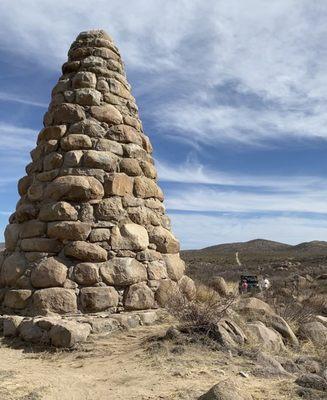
[{"x1": 0, "y1": 30, "x2": 195, "y2": 316}]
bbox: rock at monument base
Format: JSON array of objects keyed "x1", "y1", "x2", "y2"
[
  {"x1": 31, "y1": 257, "x2": 67, "y2": 288},
  {"x1": 178, "y1": 275, "x2": 196, "y2": 300},
  {"x1": 155, "y1": 279, "x2": 179, "y2": 307},
  {"x1": 3, "y1": 289, "x2": 32, "y2": 309},
  {"x1": 100, "y1": 257, "x2": 147, "y2": 286},
  {"x1": 1, "y1": 252, "x2": 28, "y2": 286},
  {"x1": 162, "y1": 253, "x2": 185, "y2": 281},
  {"x1": 124, "y1": 282, "x2": 155, "y2": 310},
  {"x1": 19, "y1": 319, "x2": 48, "y2": 344},
  {"x1": 32, "y1": 288, "x2": 78, "y2": 315},
  {"x1": 79, "y1": 286, "x2": 119, "y2": 312},
  {"x1": 49, "y1": 320, "x2": 91, "y2": 348},
  {"x1": 3, "y1": 316, "x2": 24, "y2": 337}
]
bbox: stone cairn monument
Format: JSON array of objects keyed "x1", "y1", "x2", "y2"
[{"x1": 0, "y1": 30, "x2": 195, "y2": 317}]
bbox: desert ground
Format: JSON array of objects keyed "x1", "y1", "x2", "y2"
[{"x1": 0, "y1": 322, "x2": 302, "y2": 400}]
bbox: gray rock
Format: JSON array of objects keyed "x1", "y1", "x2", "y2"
[
  {"x1": 295, "y1": 374, "x2": 327, "y2": 392},
  {"x1": 49, "y1": 320, "x2": 91, "y2": 348},
  {"x1": 79, "y1": 286, "x2": 119, "y2": 312},
  {"x1": 3, "y1": 316, "x2": 24, "y2": 336}
]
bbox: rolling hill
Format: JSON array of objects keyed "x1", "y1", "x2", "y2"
[{"x1": 181, "y1": 239, "x2": 327, "y2": 285}]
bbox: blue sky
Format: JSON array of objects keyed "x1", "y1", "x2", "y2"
[{"x1": 1, "y1": 0, "x2": 327, "y2": 249}]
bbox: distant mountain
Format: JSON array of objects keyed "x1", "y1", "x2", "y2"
[
  {"x1": 198, "y1": 239, "x2": 292, "y2": 254},
  {"x1": 0, "y1": 242, "x2": 4, "y2": 251},
  {"x1": 181, "y1": 239, "x2": 327, "y2": 284}
]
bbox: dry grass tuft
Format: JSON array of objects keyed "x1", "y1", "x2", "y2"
[{"x1": 165, "y1": 284, "x2": 236, "y2": 340}]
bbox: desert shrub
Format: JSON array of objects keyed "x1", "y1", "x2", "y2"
[
  {"x1": 165, "y1": 283, "x2": 236, "y2": 336},
  {"x1": 260, "y1": 286, "x2": 322, "y2": 331}
]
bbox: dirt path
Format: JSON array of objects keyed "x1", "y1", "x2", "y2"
[{"x1": 0, "y1": 324, "x2": 298, "y2": 400}]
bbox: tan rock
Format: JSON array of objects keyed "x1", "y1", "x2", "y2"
[
  {"x1": 74, "y1": 263, "x2": 100, "y2": 285},
  {"x1": 69, "y1": 119, "x2": 106, "y2": 138},
  {"x1": 3, "y1": 289, "x2": 32, "y2": 309},
  {"x1": 95, "y1": 138, "x2": 123, "y2": 155},
  {"x1": 199, "y1": 380, "x2": 252, "y2": 400},
  {"x1": 21, "y1": 238, "x2": 62, "y2": 253},
  {"x1": 27, "y1": 182, "x2": 44, "y2": 201},
  {"x1": 72, "y1": 71, "x2": 97, "y2": 89},
  {"x1": 108, "y1": 124, "x2": 143, "y2": 145},
  {"x1": 1, "y1": 253, "x2": 27, "y2": 286},
  {"x1": 47, "y1": 221, "x2": 91, "y2": 241},
  {"x1": 119, "y1": 158, "x2": 143, "y2": 176},
  {"x1": 20, "y1": 220, "x2": 46, "y2": 238},
  {"x1": 49, "y1": 320, "x2": 91, "y2": 348},
  {"x1": 38, "y1": 125, "x2": 66, "y2": 142},
  {"x1": 32, "y1": 287, "x2": 77, "y2": 315},
  {"x1": 155, "y1": 279, "x2": 179, "y2": 307},
  {"x1": 89, "y1": 228, "x2": 111, "y2": 242},
  {"x1": 31, "y1": 257, "x2": 67, "y2": 288},
  {"x1": 4, "y1": 223, "x2": 21, "y2": 251},
  {"x1": 247, "y1": 322, "x2": 285, "y2": 352},
  {"x1": 3, "y1": 316, "x2": 24, "y2": 336},
  {"x1": 124, "y1": 282, "x2": 155, "y2": 310},
  {"x1": 299, "y1": 322, "x2": 327, "y2": 346},
  {"x1": 75, "y1": 88, "x2": 102, "y2": 106},
  {"x1": 43, "y1": 152, "x2": 63, "y2": 170},
  {"x1": 100, "y1": 257, "x2": 147, "y2": 286},
  {"x1": 63, "y1": 150, "x2": 84, "y2": 167},
  {"x1": 236, "y1": 297, "x2": 275, "y2": 316},
  {"x1": 18, "y1": 175, "x2": 32, "y2": 196},
  {"x1": 178, "y1": 275, "x2": 196, "y2": 300},
  {"x1": 83, "y1": 150, "x2": 118, "y2": 171},
  {"x1": 95, "y1": 197, "x2": 126, "y2": 222},
  {"x1": 111, "y1": 223, "x2": 149, "y2": 251},
  {"x1": 60, "y1": 134, "x2": 92, "y2": 150},
  {"x1": 140, "y1": 160, "x2": 157, "y2": 179},
  {"x1": 64, "y1": 241, "x2": 107, "y2": 262},
  {"x1": 80, "y1": 286, "x2": 119, "y2": 312},
  {"x1": 148, "y1": 226, "x2": 180, "y2": 254},
  {"x1": 44, "y1": 176, "x2": 104, "y2": 201},
  {"x1": 37, "y1": 169, "x2": 59, "y2": 182},
  {"x1": 134, "y1": 176, "x2": 164, "y2": 200},
  {"x1": 147, "y1": 260, "x2": 168, "y2": 280},
  {"x1": 104, "y1": 173, "x2": 133, "y2": 196},
  {"x1": 39, "y1": 201, "x2": 78, "y2": 221},
  {"x1": 51, "y1": 103, "x2": 86, "y2": 124},
  {"x1": 16, "y1": 203, "x2": 38, "y2": 222},
  {"x1": 90, "y1": 104, "x2": 123, "y2": 125}
]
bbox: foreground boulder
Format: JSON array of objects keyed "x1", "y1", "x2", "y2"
[
  {"x1": 299, "y1": 322, "x2": 327, "y2": 346},
  {"x1": 198, "y1": 380, "x2": 252, "y2": 400},
  {"x1": 295, "y1": 374, "x2": 327, "y2": 392}
]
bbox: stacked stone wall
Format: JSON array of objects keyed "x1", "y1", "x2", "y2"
[{"x1": 0, "y1": 30, "x2": 195, "y2": 316}]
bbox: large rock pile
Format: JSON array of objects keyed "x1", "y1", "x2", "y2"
[{"x1": 0, "y1": 29, "x2": 194, "y2": 316}]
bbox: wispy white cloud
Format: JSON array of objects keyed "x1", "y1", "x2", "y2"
[
  {"x1": 165, "y1": 185, "x2": 327, "y2": 214},
  {"x1": 0, "y1": 123, "x2": 36, "y2": 152},
  {"x1": 157, "y1": 157, "x2": 327, "y2": 192},
  {"x1": 0, "y1": 92, "x2": 47, "y2": 108},
  {"x1": 0, "y1": 1, "x2": 326, "y2": 145}
]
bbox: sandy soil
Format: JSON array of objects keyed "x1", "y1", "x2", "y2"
[{"x1": 0, "y1": 323, "x2": 299, "y2": 400}]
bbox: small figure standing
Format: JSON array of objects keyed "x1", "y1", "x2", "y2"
[
  {"x1": 241, "y1": 279, "x2": 248, "y2": 294},
  {"x1": 263, "y1": 277, "x2": 270, "y2": 290}
]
